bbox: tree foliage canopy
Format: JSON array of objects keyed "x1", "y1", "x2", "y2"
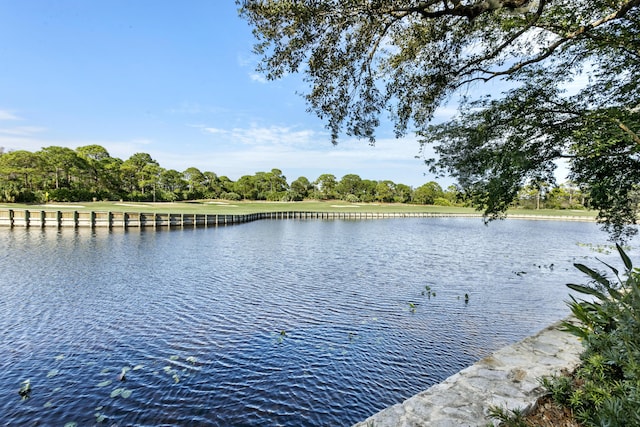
[
  {"x1": 239, "y1": 0, "x2": 640, "y2": 238},
  {"x1": 0, "y1": 145, "x2": 478, "y2": 206}
]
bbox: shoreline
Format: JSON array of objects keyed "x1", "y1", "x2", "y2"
[
  {"x1": 353, "y1": 319, "x2": 582, "y2": 426},
  {"x1": 0, "y1": 208, "x2": 595, "y2": 229}
]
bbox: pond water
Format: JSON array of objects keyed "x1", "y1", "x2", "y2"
[{"x1": 0, "y1": 218, "x2": 630, "y2": 426}]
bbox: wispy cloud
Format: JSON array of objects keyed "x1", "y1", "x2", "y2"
[
  {"x1": 236, "y1": 50, "x2": 269, "y2": 84},
  {"x1": 236, "y1": 52, "x2": 254, "y2": 68},
  {"x1": 0, "y1": 130, "x2": 156, "y2": 160},
  {"x1": 181, "y1": 122, "x2": 431, "y2": 184},
  {"x1": 0, "y1": 126, "x2": 46, "y2": 137},
  {"x1": 0, "y1": 125, "x2": 49, "y2": 151},
  {"x1": 0, "y1": 116, "x2": 433, "y2": 186},
  {"x1": 167, "y1": 102, "x2": 232, "y2": 115},
  {"x1": 0, "y1": 110, "x2": 21, "y2": 121},
  {"x1": 249, "y1": 73, "x2": 268, "y2": 84},
  {"x1": 160, "y1": 135, "x2": 429, "y2": 184},
  {"x1": 203, "y1": 124, "x2": 317, "y2": 147},
  {"x1": 201, "y1": 126, "x2": 226, "y2": 135}
]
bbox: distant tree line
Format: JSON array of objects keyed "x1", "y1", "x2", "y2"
[{"x1": 0, "y1": 145, "x2": 590, "y2": 210}]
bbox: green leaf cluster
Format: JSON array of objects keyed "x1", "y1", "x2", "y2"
[
  {"x1": 239, "y1": 0, "x2": 640, "y2": 239},
  {"x1": 0, "y1": 146, "x2": 472, "y2": 205},
  {"x1": 547, "y1": 245, "x2": 640, "y2": 425}
]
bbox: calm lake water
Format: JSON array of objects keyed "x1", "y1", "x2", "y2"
[{"x1": 0, "y1": 218, "x2": 630, "y2": 426}]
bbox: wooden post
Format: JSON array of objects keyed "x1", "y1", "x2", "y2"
[
  {"x1": 24, "y1": 209, "x2": 30, "y2": 227},
  {"x1": 90, "y1": 211, "x2": 96, "y2": 228},
  {"x1": 108, "y1": 211, "x2": 113, "y2": 228},
  {"x1": 8, "y1": 209, "x2": 14, "y2": 227},
  {"x1": 73, "y1": 211, "x2": 79, "y2": 228}
]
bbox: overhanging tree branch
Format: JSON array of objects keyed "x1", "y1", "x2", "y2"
[
  {"x1": 613, "y1": 118, "x2": 640, "y2": 146},
  {"x1": 470, "y1": 0, "x2": 640, "y2": 82},
  {"x1": 240, "y1": 0, "x2": 640, "y2": 238}
]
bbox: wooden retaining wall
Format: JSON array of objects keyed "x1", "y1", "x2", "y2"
[{"x1": 0, "y1": 209, "x2": 594, "y2": 229}]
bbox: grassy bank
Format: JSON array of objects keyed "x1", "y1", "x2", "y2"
[{"x1": 0, "y1": 200, "x2": 597, "y2": 219}]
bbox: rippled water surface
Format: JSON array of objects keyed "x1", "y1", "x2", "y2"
[{"x1": 0, "y1": 218, "x2": 629, "y2": 426}]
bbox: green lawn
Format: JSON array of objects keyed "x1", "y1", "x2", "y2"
[{"x1": 0, "y1": 199, "x2": 598, "y2": 218}]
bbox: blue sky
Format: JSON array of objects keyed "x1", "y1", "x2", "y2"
[{"x1": 0, "y1": 0, "x2": 462, "y2": 188}]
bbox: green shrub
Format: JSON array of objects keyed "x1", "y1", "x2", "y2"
[
  {"x1": 344, "y1": 194, "x2": 360, "y2": 203},
  {"x1": 433, "y1": 197, "x2": 453, "y2": 206},
  {"x1": 220, "y1": 192, "x2": 241, "y2": 201},
  {"x1": 48, "y1": 188, "x2": 95, "y2": 202},
  {"x1": 547, "y1": 244, "x2": 640, "y2": 426},
  {"x1": 486, "y1": 405, "x2": 528, "y2": 427}
]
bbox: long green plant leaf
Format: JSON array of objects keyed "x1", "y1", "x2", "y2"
[
  {"x1": 574, "y1": 263, "x2": 611, "y2": 287},
  {"x1": 567, "y1": 283, "x2": 607, "y2": 301},
  {"x1": 616, "y1": 243, "x2": 633, "y2": 270},
  {"x1": 593, "y1": 259, "x2": 626, "y2": 301},
  {"x1": 560, "y1": 321, "x2": 590, "y2": 340},
  {"x1": 580, "y1": 301, "x2": 611, "y2": 329},
  {"x1": 566, "y1": 296, "x2": 596, "y2": 328},
  {"x1": 596, "y1": 258, "x2": 620, "y2": 280}
]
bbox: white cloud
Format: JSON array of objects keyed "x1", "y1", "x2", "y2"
[
  {"x1": 236, "y1": 52, "x2": 254, "y2": 68},
  {"x1": 203, "y1": 124, "x2": 317, "y2": 147},
  {"x1": 0, "y1": 110, "x2": 21, "y2": 121},
  {"x1": 0, "y1": 116, "x2": 435, "y2": 187},
  {"x1": 562, "y1": 64, "x2": 593, "y2": 96},
  {"x1": 236, "y1": 50, "x2": 268, "y2": 84},
  {"x1": 202, "y1": 127, "x2": 227, "y2": 135},
  {"x1": 249, "y1": 73, "x2": 268, "y2": 83},
  {"x1": 233, "y1": 125, "x2": 315, "y2": 146},
  {"x1": 0, "y1": 126, "x2": 46, "y2": 136},
  {"x1": 168, "y1": 103, "x2": 231, "y2": 115},
  {"x1": 0, "y1": 130, "x2": 156, "y2": 160},
  {"x1": 180, "y1": 122, "x2": 434, "y2": 185}
]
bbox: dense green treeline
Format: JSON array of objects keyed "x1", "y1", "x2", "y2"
[{"x1": 0, "y1": 145, "x2": 589, "y2": 210}]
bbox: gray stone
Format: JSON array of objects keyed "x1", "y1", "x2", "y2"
[{"x1": 353, "y1": 318, "x2": 582, "y2": 427}]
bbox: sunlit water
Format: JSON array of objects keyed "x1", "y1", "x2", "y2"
[{"x1": 0, "y1": 218, "x2": 631, "y2": 426}]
